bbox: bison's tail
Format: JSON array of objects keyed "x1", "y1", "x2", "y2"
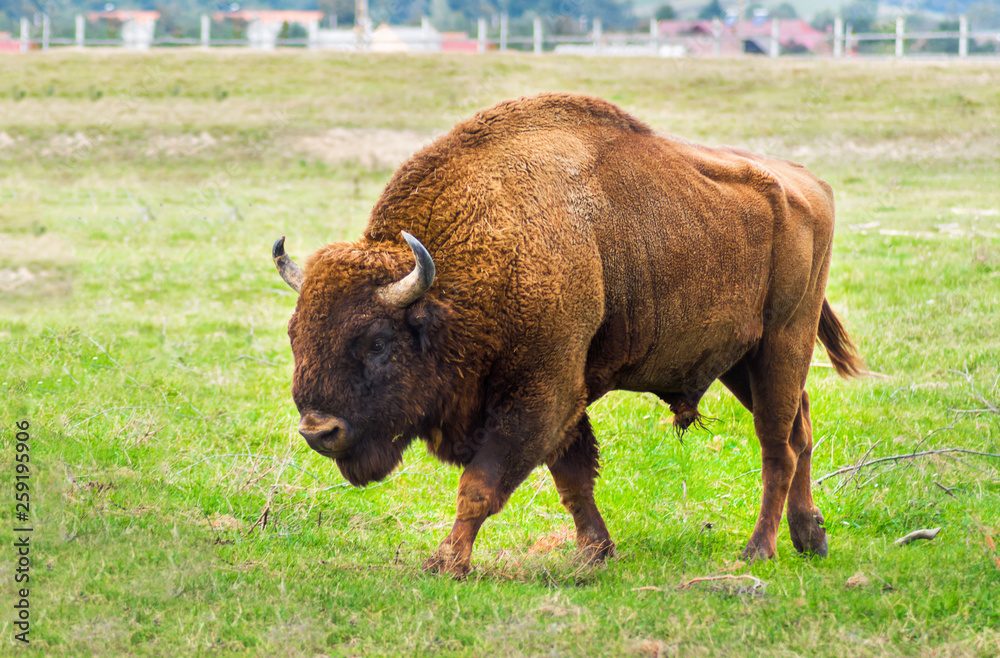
[{"x1": 817, "y1": 299, "x2": 866, "y2": 378}]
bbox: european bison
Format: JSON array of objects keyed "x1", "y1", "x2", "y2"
[{"x1": 272, "y1": 93, "x2": 864, "y2": 577}]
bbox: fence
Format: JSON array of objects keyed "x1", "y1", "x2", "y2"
[{"x1": 5, "y1": 14, "x2": 1000, "y2": 58}]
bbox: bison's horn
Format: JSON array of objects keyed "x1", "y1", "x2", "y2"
[
  {"x1": 272, "y1": 236, "x2": 304, "y2": 293},
  {"x1": 377, "y1": 231, "x2": 436, "y2": 308}
]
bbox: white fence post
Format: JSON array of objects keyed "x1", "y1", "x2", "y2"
[
  {"x1": 75, "y1": 14, "x2": 85, "y2": 47},
  {"x1": 19, "y1": 16, "x2": 28, "y2": 53},
  {"x1": 650, "y1": 17, "x2": 657, "y2": 54},
  {"x1": 769, "y1": 18, "x2": 780, "y2": 57},
  {"x1": 358, "y1": 17, "x2": 372, "y2": 52},
  {"x1": 833, "y1": 17, "x2": 843, "y2": 57},
  {"x1": 309, "y1": 17, "x2": 319, "y2": 50},
  {"x1": 477, "y1": 17, "x2": 486, "y2": 54},
  {"x1": 895, "y1": 16, "x2": 904, "y2": 57},
  {"x1": 593, "y1": 18, "x2": 602, "y2": 54},
  {"x1": 201, "y1": 14, "x2": 210, "y2": 47},
  {"x1": 533, "y1": 17, "x2": 542, "y2": 54},
  {"x1": 499, "y1": 13, "x2": 508, "y2": 52},
  {"x1": 959, "y1": 15, "x2": 968, "y2": 58},
  {"x1": 42, "y1": 13, "x2": 50, "y2": 50},
  {"x1": 712, "y1": 17, "x2": 721, "y2": 57}
]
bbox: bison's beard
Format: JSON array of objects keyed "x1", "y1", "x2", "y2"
[{"x1": 334, "y1": 434, "x2": 411, "y2": 487}]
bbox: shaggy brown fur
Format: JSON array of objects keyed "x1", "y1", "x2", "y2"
[{"x1": 277, "y1": 93, "x2": 864, "y2": 577}]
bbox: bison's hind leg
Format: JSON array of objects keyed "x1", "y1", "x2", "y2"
[
  {"x1": 547, "y1": 414, "x2": 615, "y2": 563},
  {"x1": 785, "y1": 391, "x2": 828, "y2": 557}
]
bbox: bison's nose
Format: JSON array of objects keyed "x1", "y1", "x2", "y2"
[{"x1": 298, "y1": 412, "x2": 354, "y2": 457}]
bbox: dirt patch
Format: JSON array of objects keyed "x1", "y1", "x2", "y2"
[
  {"x1": 0, "y1": 266, "x2": 72, "y2": 297},
  {"x1": 0, "y1": 131, "x2": 19, "y2": 150},
  {"x1": 280, "y1": 128, "x2": 437, "y2": 168},
  {"x1": 0, "y1": 266, "x2": 38, "y2": 292},
  {"x1": 0, "y1": 233, "x2": 75, "y2": 299},
  {"x1": 40, "y1": 132, "x2": 103, "y2": 158},
  {"x1": 145, "y1": 132, "x2": 218, "y2": 158},
  {"x1": 0, "y1": 232, "x2": 75, "y2": 264},
  {"x1": 197, "y1": 513, "x2": 246, "y2": 533}
]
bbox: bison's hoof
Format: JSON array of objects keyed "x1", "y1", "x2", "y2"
[
  {"x1": 788, "y1": 510, "x2": 829, "y2": 557},
  {"x1": 579, "y1": 536, "x2": 616, "y2": 565},
  {"x1": 740, "y1": 538, "x2": 776, "y2": 562},
  {"x1": 422, "y1": 552, "x2": 471, "y2": 580}
]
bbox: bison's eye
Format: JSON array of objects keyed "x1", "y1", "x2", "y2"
[{"x1": 355, "y1": 322, "x2": 393, "y2": 363}]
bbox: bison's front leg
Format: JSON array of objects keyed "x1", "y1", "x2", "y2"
[
  {"x1": 547, "y1": 414, "x2": 614, "y2": 563},
  {"x1": 421, "y1": 468, "x2": 498, "y2": 579},
  {"x1": 423, "y1": 413, "x2": 548, "y2": 578}
]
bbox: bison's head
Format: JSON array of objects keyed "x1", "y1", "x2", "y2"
[{"x1": 273, "y1": 232, "x2": 451, "y2": 487}]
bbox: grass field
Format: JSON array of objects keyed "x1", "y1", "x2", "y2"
[{"x1": 2, "y1": 52, "x2": 999, "y2": 655}]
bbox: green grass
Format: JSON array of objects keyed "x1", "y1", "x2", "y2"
[{"x1": 2, "y1": 52, "x2": 999, "y2": 655}]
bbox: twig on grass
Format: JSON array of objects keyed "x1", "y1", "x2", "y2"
[
  {"x1": 895, "y1": 527, "x2": 942, "y2": 546},
  {"x1": 247, "y1": 492, "x2": 273, "y2": 535},
  {"x1": 939, "y1": 452, "x2": 998, "y2": 478},
  {"x1": 676, "y1": 574, "x2": 767, "y2": 591},
  {"x1": 949, "y1": 369, "x2": 999, "y2": 415},
  {"x1": 817, "y1": 448, "x2": 1000, "y2": 485},
  {"x1": 933, "y1": 481, "x2": 957, "y2": 497},
  {"x1": 84, "y1": 333, "x2": 120, "y2": 368},
  {"x1": 837, "y1": 438, "x2": 884, "y2": 492},
  {"x1": 200, "y1": 507, "x2": 222, "y2": 544}
]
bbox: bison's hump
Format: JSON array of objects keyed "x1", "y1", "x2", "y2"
[{"x1": 455, "y1": 93, "x2": 653, "y2": 146}]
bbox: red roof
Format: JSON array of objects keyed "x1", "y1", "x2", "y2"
[
  {"x1": 87, "y1": 11, "x2": 161, "y2": 23},
  {"x1": 214, "y1": 11, "x2": 324, "y2": 24},
  {"x1": 657, "y1": 19, "x2": 829, "y2": 52},
  {"x1": 441, "y1": 31, "x2": 477, "y2": 53}
]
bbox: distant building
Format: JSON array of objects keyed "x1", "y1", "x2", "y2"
[
  {"x1": 315, "y1": 22, "x2": 476, "y2": 53},
  {"x1": 0, "y1": 31, "x2": 18, "y2": 53},
  {"x1": 316, "y1": 28, "x2": 357, "y2": 52},
  {"x1": 87, "y1": 11, "x2": 161, "y2": 50},
  {"x1": 657, "y1": 19, "x2": 830, "y2": 56},
  {"x1": 214, "y1": 10, "x2": 324, "y2": 50},
  {"x1": 440, "y1": 32, "x2": 478, "y2": 53},
  {"x1": 371, "y1": 18, "x2": 441, "y2": 52}
]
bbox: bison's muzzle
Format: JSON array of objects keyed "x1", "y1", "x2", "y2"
[{"x1": 298, "y1": 412, "x2": 355, "y2": 458}]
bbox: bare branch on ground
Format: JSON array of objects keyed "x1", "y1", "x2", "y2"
[
  {"x1": 247, "y1": 488, "x2": 275, "y2": 536},
  {"x1": 950, "y1": 369, "x2": 999, "y2": 415},
  {"x1": 895, "y1": 527, "x2": 942, "y2": 546},
  {"x1": 933, "y1": 481, "x2": 957, "y2": 497},
  {"x1": 817, "y1": 448, "x2": 1000, "y2": 485},
  {"x1": 676, "y1": 574, "x2": 767, "y2": 591}
]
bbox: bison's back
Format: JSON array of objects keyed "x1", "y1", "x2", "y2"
[{"x1": 583, "y1": 129, "x2": 836, "y2": 397}]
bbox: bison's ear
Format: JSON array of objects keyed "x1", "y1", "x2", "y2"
[{"x1": 406, "y1": 298, "x2": 452, "y2": 353}]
